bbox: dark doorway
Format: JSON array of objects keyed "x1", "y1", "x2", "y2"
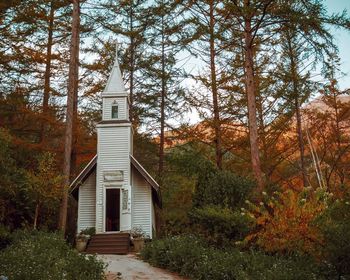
[{"x1": 105, "y1": 189, "x2": 120, "y2": 231}]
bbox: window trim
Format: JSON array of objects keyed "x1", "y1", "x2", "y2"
[{"x1": 111, "y1": 102, "x2": 118, "y2": 119}]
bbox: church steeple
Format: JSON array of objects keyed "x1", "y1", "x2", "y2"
[
  {"x1": 103, "y1": 43, "x2": 126, "y2": 95},
  {"x1": 101, "y1": 43, "x2": 129, "y2": 122}
]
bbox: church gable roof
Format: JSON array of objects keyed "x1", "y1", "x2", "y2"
[
  {"x1": 70, "y1": 155, "x2": 161, "y2": 207},
  {"x1": 130, "y1": 155, "x2": 159, "y2": 192},
  {"x1": 70, "y1": 155, "x2": 97, "y2": 193}
]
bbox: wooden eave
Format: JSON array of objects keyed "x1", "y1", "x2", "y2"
[
  {"x1": 69, "y1": 155, "x2": 97, "y2": 193},
  {"x1": 130, "y1": 155, "x2": 162, "y2": 208},
  {"x1": 69, "y1": 154, "x2": 162, "y2": 208},
  {"x1": 98, "y1": 120, "x2": 131, "y2": 125},
  {"x1": 130, "y1": 155, "x2": 159, "y2": 192}
]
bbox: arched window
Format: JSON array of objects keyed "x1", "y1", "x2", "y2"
[{"x1": 111, "y1": 101, "x2": 118, "y2": 119}]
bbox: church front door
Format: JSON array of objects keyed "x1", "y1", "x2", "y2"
[{"x1": 105, "y1": 188, "x2": 120, "y2": 231}]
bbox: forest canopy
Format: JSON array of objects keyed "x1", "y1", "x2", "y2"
[{"x1": 1, "y1": 0, "x2": 350, "y2": 278}]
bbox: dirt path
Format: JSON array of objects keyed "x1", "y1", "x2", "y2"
[{"x1": 99, "y1": 254, "x2": 185, "y2": 280}]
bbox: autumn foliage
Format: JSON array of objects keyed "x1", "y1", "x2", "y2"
[{"x1": 244, "y1": 188, "x2": 329, "y2": 257}]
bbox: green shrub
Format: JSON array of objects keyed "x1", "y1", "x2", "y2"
[
  {"x1": 189, "y1": 206, "x2": 254, "y2": 246},
  {"x1": 0, "y1": 225, "x2": 12, "y2": 250},
  {"x1": 0, "y1": 129, "x2": 35, "y2": 229},
  {"x1": 141, "y1": 235, "x2": 323, "y2": 280},
  {"x1": 0, "y1": 231, "x2": 106, "y2": 280},
  {"x1": 160, "y1": 172, "x2": 195, "y2": 237},
  {"x1": 193, "y1": 169, "x2": 255, "y2": 209},
  {"x1": 141, "y1": 235, "x2": 208, "y2": 275},
  {"x1": 316, "y1": 197, "x2": 350, "y2": 279}
]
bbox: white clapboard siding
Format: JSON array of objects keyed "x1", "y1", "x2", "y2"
[
  {"x1": 96, "y1": 125, "x2": 131, "y2": 232},
  {"x1": 78, "y1": 170, "x2": 96, "y2": 233},
  {"x1": 103, "y1": 97, "x2": 127, "y2": 120},
  {"x1": 132, "y1": 168, "x2": 152, "y2": 238},
  {"x1": 152, "y1": 200, "x2": 156, "y2": 236}
]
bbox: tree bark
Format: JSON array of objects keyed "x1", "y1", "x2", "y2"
[
  {"x1": 33, "y1": 203, "x2": 40, "y2": 230},
  {"x1": 255, "y1": 66, "x2": 267, "y2": 172},
  {"x1": 325, "y1": 82, "x2": 343, "y2": 187},
  {"x1": 58, "y1": 0, "x2": 80, "y2": 232},
  {"x1": 158, "y1": 6, "x2": 166, "y2": 178},
  {"x1": 40, "y1": 1, "x2": 55, "y2": 145},
  {"x1": 70, "y1": 69, "x2": 79, "y2": 178},
  {"x1": 294, "y1": 96, "x2": 307, "y2": 186},
  {"x1": 243, "y1": 2, "x2": 264, "y2": 191},
  {"x1": 286, "y1": 30, "x2": 307, "y2": 187},
  {"x1": 129, "y1": 2, "x2": 135, "y2": 124},
  {"x1": 209, "y1": 0, "x2": 222, "y2": 169}
]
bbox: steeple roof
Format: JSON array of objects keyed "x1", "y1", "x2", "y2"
[{"x1": 103, "y1": 43, "x2": 126, "y2": 94}]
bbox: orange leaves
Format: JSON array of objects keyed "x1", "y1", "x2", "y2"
[
  {"x1": 244, "y1": 189, "x2": 328, "y2": 257},
  {"x1": 256, "y1": 215, "x2": 268, "y2": 226}
]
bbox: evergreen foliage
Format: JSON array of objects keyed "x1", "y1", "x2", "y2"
[
  {"x1": 0, "y1": 231, "x2": 106, "y2": 280},
  {"x1": 193, "y1": 168, "x2": 255, "y2": 209},
  {"x1": 0, "y1": 129, "x2": 32, "y2": 229},
  {"x1": 141, "y1": 235, "x2": 322, "y2": 280},
  {"x1": 189, "y1": 206, "x2": 254, "y2": 246},
  {"x1": 316, "y1": 193, "x2": 350, "y2": 279},
  {"x1": 1, "y1": 0, "x2": 350, "y2": 276}
]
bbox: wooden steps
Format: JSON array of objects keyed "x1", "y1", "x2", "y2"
[{"x1": 85, "y1": 233, "x2": 130, "y2": 255}]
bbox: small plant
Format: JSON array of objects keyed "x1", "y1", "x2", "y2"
[
  {"x1": 76, "y1": 227, "x2": 95, "y2": 242},
  {"x1": 75, "y1": 228, "x2": 95, "y2": 252},
  {"x1": 79, "y1": 227, "x2": 95, "y2": 237},
  {"x1": 131, "y1": 226, "x2": 148, "y2": 239},
  {"x1": 131, "y1": 227, "x2": 148, "y2": 253}
]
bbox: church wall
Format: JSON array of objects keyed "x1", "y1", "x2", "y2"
[
  {"x1": 131, "y1": 167, "x2": 152, "y2": 238},
  {"x1": 96, "y1": 125, "x2": 132, "y2": 233},
  {"x1": 152, "y1": 198, "x2": 156, "y2": 236},
  {"x1": 77, "y1": 170, "x2": 96, "y2": 233}
]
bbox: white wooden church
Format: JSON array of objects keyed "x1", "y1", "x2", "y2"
[{"x1": 70, "y1": 46, "x2": 161, "y2": 254}]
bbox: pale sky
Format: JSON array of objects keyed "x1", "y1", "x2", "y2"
[
  {"x1": 177, "y1": 1, "x2": 350, "y2": 126},
  {"x1": 325, "y1": 0, "x2": 350, "y2": 89}
]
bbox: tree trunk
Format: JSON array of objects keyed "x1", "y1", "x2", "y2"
[
  {"x1": 58, "y1": 0, "x2": 80, "y2": 232},
  {"x1": 209, "y1": 0, "x2": 222, "y2": 169},
  {"x1": 40, "y1": 1, "x2": 55, "y2": 145},
  {"x1": 129, "y1": 2, "x2": 135, "y2": 124},
  {"x1": 255, "y1": 65, "x2": 267, "y2": 173},
  {"x1": 286, "y1": 30, "x2": 307, "y2": 187},
  {"x1": 70, "y1": 73, "x2": 79, "y2": 178},
  {"x1": 33, "y1": 203, "x2": 40, "y2": 230},
  {"x1": 294, "y1": 96, "x2": 307, "y2": 186},
  {"x1": 333, "y1": 88, "x2": 343, "y2": 186},
  {"x1": 243, "y1": 6, "x2": 264, "y2": 191},
  {"x1": 158, "y1": 8, "x2": 166, "y2": 178}
]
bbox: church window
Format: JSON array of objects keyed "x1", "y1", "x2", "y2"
[{"x1": 111, "y1": 102, "x2": 118, "y2": 119}]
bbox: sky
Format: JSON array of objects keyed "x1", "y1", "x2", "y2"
[
  {"x1": 325, "y1": 0, "x2": 350, "y2": 89},
  {"x1": 175, "y1": 0, "x2": 350, "y2": 126}
]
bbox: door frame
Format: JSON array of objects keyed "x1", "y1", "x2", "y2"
[{"x1": 103, "y1": 185, "x2": 122, "y2": 233}]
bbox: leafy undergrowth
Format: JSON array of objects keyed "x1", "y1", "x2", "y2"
[
  {"x1": 243, "y1": 188, "x2": 327, "y2": 256},
  {"x1": 141, "y1": 235, "x2": 325, "y2": 280},
  {"x1": 0, "y1": 230, "x2": 106, "y2": 280}
]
